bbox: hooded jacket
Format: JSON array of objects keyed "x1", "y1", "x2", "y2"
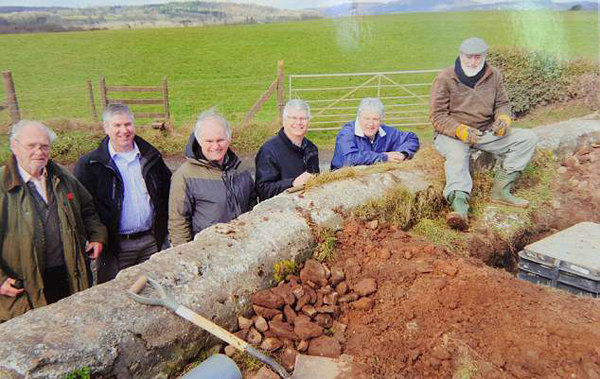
[
  {"x1": 168, "y1": 133, "x2": 256, "y2": 246},
  {"x1": 330, "y1": 121, "x2": 420, "y2": 170},
  {"x1": 255, "y1": 128, "x2": 320, "y2": 201},
  {"x1": 1, "y1": 156, "x2": 107, "y2": 321},
  {"x1": 429, "y1": 63, "x2": 512, "y2": 138},
  {"x1": 74, "y1": 136, "x2": 171, "y2": 282}
]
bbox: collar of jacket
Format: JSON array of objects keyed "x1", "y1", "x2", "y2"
[
  {"x1": 184, "y1": 132, "x2": 241, "y2": 171},
  {"x1": 449, "y1": 62, "x2": 494, "y2": 87},
  {"x1": 89, "y1": 135, "x2": 160, "y2": 167},
  {"x1": 353, "y1": 119, "x2": 386, "y2": 139},
  {"x1": 277, "y1": 128, "x2": 309, "y2": 153},
  {"x1": 3, "y1": 154, "x2": 65, "y2": 192}
]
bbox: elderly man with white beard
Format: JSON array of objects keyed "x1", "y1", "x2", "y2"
[{"x1": 430, "y1": 37, "x2": 539, "y2": 230}]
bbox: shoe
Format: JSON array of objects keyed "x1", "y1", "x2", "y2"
[
  {"x1": 490, "y1": 169, "x2": 529, "y2": 208},
  {"x1": 446, "y1": 191, "x2": 469, "y2": 230}
]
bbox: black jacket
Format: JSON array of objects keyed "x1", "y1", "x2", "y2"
[
  {"x1": 74, "y1": 136, "x2": 171, "y2": 282},
  {"x1": 255, "y1": 128, "x2": 319, "y2": 201}
]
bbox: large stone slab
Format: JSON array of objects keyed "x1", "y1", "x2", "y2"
[
  {"x1": 534, "y1": 117, "x2": 600, "y2": 156},
  {"x1": 0, "y1": 168, "x2": 429, "y2": 379}
]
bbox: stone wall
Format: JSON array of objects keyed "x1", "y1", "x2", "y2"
[
  {"x1": 0, "y1": 170, "x2": 429, "y2": 379},
  {"x1": 1, "y1": 117, "x2": 599, "y2": 379}
]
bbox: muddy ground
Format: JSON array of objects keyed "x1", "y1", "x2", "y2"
[
  {"x1": 333, "y1": 144, "x2": 600, "y2": 378},
  {"x1": 246, "y1": 144, "x2": 600, "y2": 379}
]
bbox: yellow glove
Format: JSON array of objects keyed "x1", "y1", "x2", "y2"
[
  {"x1": 455, "y1": 124, "x2": 483, "y2": 144},
  {"x1": 492, "y1": 114, "x2": 512, "y2": 136}
]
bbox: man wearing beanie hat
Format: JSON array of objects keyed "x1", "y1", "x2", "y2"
[{"x1": 429, "y1": 37, "x2": 539, "y2": 230}]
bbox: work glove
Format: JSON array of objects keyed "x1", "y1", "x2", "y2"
[
  {"x1": 492, "y1": 114, "x2": 512, "y2": 137},
  {"x1": 455, "y1": 124, "x2": 483, "y2": 145}
]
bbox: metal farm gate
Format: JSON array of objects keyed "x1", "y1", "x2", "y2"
[{"x1": 288, "y1": 69, "x2": 441, "y2": 131}]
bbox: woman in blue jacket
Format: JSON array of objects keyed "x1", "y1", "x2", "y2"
[{"x1": 330, "y1": 98, "x2": 420, "y2": 170}]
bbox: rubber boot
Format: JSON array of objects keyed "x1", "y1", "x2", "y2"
[
  {"x1": 490, "y1": 169, "x2": 529, "y2": 208},
  {"x1": 446, "y1": 191, "x2": 470, "y2": 231}
]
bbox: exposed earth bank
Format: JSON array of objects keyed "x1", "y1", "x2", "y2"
[{"x1": 336, "y1": 221, "x2": 600, "y2": 379}]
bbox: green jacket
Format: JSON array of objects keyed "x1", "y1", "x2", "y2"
[{"x1": 0, "y1": 155, "x2": 107, "y2": 322}]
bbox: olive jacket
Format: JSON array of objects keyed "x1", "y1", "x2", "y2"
[
  {"x1": 168, "y1": 134, "x2": 256, "y2": 246},
  {"x1": 0, "y1": 155, "x2": 107, "y2": 321},
  {"x1": 429, "y1": 64, "x2": 512, "y2": 138}
]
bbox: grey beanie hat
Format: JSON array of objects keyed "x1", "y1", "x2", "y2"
[{"x1": 459, "y1": 37, "x2": 488, "y2": 54}]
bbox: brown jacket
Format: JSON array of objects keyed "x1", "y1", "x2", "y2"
[
  {"x1": 0, "y1": 156, "x2": 107, "y2": 321},
  {"x1": 429, "y1": 64, "x2": 512, "y2": 138}
]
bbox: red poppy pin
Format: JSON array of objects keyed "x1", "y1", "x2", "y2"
[{"x1": 66, "y1": 192, "x2": 74, "y2": 201}]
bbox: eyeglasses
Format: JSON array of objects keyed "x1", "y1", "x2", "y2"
[{"x1": 15, "y1": 139, "x2": 51, "y2": 153}]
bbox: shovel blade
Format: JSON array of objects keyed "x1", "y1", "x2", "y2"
[{"x1": 292, "y1": 354, "x2": 367, "y2": 379}]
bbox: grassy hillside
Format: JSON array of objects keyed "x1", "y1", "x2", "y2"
[{"x1": 0, "y1": 10, "x2": 597, "y2": 132}]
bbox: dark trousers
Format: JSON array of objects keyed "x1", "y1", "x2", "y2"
[
  {"x1": 42, "y1": 265, "x2": 71, "y2": 304},
  {"x1": 117, "y1": 233, "x2": 159, "y2": 271}
]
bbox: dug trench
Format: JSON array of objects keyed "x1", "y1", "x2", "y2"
[{"x1": 229, "y1": 144, "x2": 600, "y2": 379}]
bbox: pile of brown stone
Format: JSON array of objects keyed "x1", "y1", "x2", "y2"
[{"x1": 225, "y1": 259, "x2": 378, "y2": 371}]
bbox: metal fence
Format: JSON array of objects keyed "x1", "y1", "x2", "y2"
[{"x1": 288, "y1": 69, "x2": 441, "y2": 131}]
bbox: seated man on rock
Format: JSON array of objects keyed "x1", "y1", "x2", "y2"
[
  {"x1": 255, "y1": 99, "x2": 320, "y2": 201},
  {"x1": 429, "y1": 37, "x2": 539, "y2": 230},
  {"x1": 168, "y1": 109, "x2": 256, "y2": 246},
  {"x1": 330, "y1": 98, "x2": 420, "y2": 170}
]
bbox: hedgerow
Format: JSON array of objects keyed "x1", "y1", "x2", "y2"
[{"x1": 487, "y1": 46, "x2": 599, "y2": 115}]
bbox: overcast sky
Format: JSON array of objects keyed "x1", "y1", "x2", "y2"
[{"x1": 0, "y1": 0, "x2": 582, "y2": 10}]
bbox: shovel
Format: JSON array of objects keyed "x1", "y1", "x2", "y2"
[
  {"x1": 127, "y1": 276, "x2": 366, "y2": 379},
  {"x1": 127, "y1": 276, "x2": 291, "y2": 378}
]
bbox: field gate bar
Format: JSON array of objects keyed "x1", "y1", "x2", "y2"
[
  {"x1": 288, "y1": 69, "x2": 441, "y2": 131},
  {"x1": 98, "y1": 76, "x2": 170, "y2": 129}
]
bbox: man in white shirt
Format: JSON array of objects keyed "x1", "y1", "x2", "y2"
[{"x1": 75, "y1": 104, "x2": 171, "y2": 282}]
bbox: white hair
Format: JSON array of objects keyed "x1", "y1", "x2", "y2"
[
  {"x1": 283, "y1": 99, "x2": 311, "y2": 119},
  {"x1": 194, "y1": 108, "x2": 231, "y2": 141},
  {"x1": 357, "y1": 98, "x2": 385, "y2": 118},
  {"x1": 9, "y1": 120, "x2": 57, "y2": 151}
]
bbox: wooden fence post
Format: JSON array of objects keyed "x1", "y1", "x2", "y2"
[
  {"x1": 2, "y1": 71, "x2": 20, "y2": 124},
  {"x1": 162, "y1": 76, "x2": 170, "y2": 120},
  {"x1": 87, "y1": 79, "x2": 98, "y2": 122},
  {"x1": 99, "y1": 76, "x2": 108, "y2": 108},
  {"x1": 276, "y1": 60, "x2": 285, "y2": 123}
]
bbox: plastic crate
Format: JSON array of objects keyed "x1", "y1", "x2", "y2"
[{"x1": 518, "y1": 222, "x2": 600, "y2": 298}]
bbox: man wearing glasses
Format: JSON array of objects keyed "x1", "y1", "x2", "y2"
[
  {"x1": 255, "y1": 99, "x2": 320, "y2": 201},
  {"x1": 0, "y1": 120, "x2": 107, "y2": 321}
]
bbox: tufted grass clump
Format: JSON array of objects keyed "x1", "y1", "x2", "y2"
[
  {"x1": 273, "y1": 259, "x2": 299, "y2": 283},
  {"x1": 353, "y1": 185, "x2": 445, "y2": 230}
]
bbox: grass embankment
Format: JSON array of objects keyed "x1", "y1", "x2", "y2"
[
  {"x1": 0, "y1": 10, "x2": 597, "y2": 162},
  {"x1": 305, "y1": 139, "x2": 559, "y2": 256}
]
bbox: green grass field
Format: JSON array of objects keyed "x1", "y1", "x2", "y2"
[
  {"x1": 0, "y1": 11, "x2": 597, "y2": 127},
  {"x1": 0, "y1": 10, "x2": 597, "y2": 162}
]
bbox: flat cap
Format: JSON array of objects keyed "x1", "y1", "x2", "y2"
[{"x1": 459, "y1": 37, "x2": 488, "y2": 54}]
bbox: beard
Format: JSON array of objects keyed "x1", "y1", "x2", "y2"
[{"x1": 461, "y1": 59, "x2": 485, "y2": 77}]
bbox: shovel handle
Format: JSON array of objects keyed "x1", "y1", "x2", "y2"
[
  {"x1": 175, "y1": 306, "x2": 291, "y2": 379},
  {"x1": 129, "y1": 276, "x2": 148, "y2": 294}
]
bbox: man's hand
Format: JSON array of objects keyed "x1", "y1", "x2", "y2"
[
  {"x1": 0, "y1": 278, "x2": 25, "y2": 297},
  {"x1": 292, "y1": 172, "x2": 314, "y2": 187},
  {"x1": 384, "y1": 152, "x2": 406, "y2": 163},
  {"x1": 492, "y1": 114, "x2": 512, "y2": 136},
  {"x1": 86, "y1": 241, "x2": 103, "y2": 260},
  {"x1": 456, "y1": 124, "x2": 483, "y2": 144}
]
